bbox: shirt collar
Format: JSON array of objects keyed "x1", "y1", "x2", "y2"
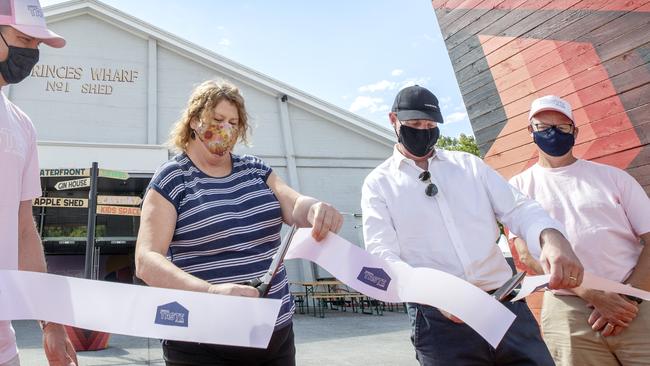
[{"x1": 390, "y1": 144, "x2": 445, "y2": 172}]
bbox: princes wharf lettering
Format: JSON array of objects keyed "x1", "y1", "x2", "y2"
[{"x1": 30, "y1": 64, "x2": 140, "y2": 96}]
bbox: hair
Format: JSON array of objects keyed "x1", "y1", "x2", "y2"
[{"x1": 168, "y1": 80, "x2": 250, "y2": 153}]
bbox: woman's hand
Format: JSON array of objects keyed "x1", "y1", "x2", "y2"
[
  {"x1": 207, "y1": 283, "x2": 260, "y2": 297},
  {"x1": 307, "y1": 202, "x2": 343, "y2": 241}
]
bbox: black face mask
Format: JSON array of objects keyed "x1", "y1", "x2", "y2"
[
  {"x1": 0, "y1": 32, "x2": 39, "y2": 84},
  {"x1": 398, "y1": 124, "x2": 440, "y2": 157}
]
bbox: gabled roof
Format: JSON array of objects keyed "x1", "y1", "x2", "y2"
[{"x1": 44, "y1": 0, "x2": 394, "y2": 147}]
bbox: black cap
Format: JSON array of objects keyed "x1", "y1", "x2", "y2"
[{"x1": 391, "y1": 85, "x2": 444, "y2": 123}]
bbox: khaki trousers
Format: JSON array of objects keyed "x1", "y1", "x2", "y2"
[{"x1": 542, "y1": 292, "x2": 650, "y2": 366}]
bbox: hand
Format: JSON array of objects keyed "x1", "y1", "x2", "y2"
[
  {"x1": 307, "y1": 201, "x2": 343, "y2": 241},
  {"x1": 538, "y1": 229, "x2": 584, "y2": 289},
  {"x1": 439, "y1": 309, "x2": 464, "y2": 324},
  {"x1": 589, "y1": 310, "x2": 626, "y2": 337},
  {"x1": 587, "y1": 291, "x2": 639, "y2": 330},
  {"x1": 42, "y1": 323, "x2": 78, "y2": 366},
  {"x1": 207, "y1": 283, "x2": 259, "y2": 297}
]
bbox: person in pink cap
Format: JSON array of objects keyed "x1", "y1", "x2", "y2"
[
  {"x1": 509, "y1": 95, "x2": 650, "y2": 365},
  {"x1": 0, "y1": 0, "x2": 77, "y2": 365}
]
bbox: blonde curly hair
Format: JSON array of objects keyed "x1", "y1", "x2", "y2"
[{"x1": 168, "y1": 80, "x2": 250, "y2": 153}]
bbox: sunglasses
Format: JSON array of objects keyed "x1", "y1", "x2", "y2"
[{"x1": 418, "y1": 171, "x2": 438, "y2": 197}]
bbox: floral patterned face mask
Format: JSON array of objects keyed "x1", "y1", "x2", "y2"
[{"x1": 194, "y1": 119, "x2": 239, "y2": 156}]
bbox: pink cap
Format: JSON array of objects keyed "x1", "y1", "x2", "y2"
[
  {"x1": 0, "y1": 0, "x2": 65, "y2": 48},
  {"x1": 528, "y1": 95, "x2": 573, "y2": 123}
]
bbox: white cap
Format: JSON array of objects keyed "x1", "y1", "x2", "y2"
[
  {"x1": 528, "y1": 95, "x2": 573, "y2": 122},
  {"x1": 0, "y1": 0, "x2": 65, "y2": 48}
]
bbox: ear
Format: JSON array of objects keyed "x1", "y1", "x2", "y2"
[
  {"x1": 527, "y1": 124, "x2": 534, "y2": 135},
  {"x1": 574, "y1": 125, "x2": 579, "y2": 139},
  {"x1": 389, "y1": 112, "x2": 399, "y2": 127},
  {"x1": 189, "y1": 118, "x2": 199, "y2": 130}
]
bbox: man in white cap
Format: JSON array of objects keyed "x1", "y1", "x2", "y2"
[
  {"x1": 510, "y1": 95, "x2": 650, "y2": 365},
  {"x1": 0, "y1": 0, "x2": 77, "y2": 365}
]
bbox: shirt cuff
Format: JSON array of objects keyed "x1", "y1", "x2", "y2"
[{"x1": 524, "y1": 220, "x2": 567, "y2": 260}]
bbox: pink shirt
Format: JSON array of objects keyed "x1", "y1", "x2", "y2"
[
  {"x1": 510, "y1": 159, "x2": 650, "y2": 286},
  {"x1": 0, "y1": 91, "x2": 42, "y2": 363}
]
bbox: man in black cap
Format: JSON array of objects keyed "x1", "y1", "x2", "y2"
[{"x1": 360, "y1": 85, "x2": 583, "y2": 365}]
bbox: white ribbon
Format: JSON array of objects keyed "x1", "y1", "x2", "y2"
[
  {"x1": 285, "y1": 229, "x2": 516, "y2": 348},
  {"x1": 0, "y1": 270, "x2": 281, "y2": 348},
  {"x1": 512, "y1": 272, "x2": 650, "y2": 302}
]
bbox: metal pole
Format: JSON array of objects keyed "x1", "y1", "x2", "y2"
[{"x1": 84, "y1": 162, "x2": 99, "y2": 279}]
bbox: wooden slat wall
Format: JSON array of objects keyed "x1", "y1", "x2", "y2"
[{"x1": 432, "y1": 0, "x2": 650, "y2": 194}]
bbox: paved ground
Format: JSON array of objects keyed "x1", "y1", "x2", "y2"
[{"x1": 14, "y1": 308, "x2": 418, "y2": 365}]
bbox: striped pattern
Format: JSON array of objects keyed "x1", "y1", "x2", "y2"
[{"x1": 149, "y1": 153, "x2": 293, "y2": 328}]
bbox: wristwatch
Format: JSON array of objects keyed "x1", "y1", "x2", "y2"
[{"x1": 624, "y1": 294, "x2": 644, "y2": 304}]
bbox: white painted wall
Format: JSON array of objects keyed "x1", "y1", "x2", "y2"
[
  {"x1": 8, "y1": 6, "x2": 395, "y2": 282},
  {"x1": 14, "y1": 14, "x2": 148, "y2": 144}
]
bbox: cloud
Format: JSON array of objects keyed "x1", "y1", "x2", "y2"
[
  {"x1": 444, "y1": 112, "x2": 468, "y2": 124},
  {"x1": 218, "y1": 38, "x2": 231, "y2": 46},
  {"x1": 349, "y1": 96, "x2": 389, "y2": 114},
  {"x1": 358, "y1": 77, "x2": 430, "y2": 94},
  {"x1": 358, "y1": 80, "x2": 398, "y2": 93},
  {"x1": 399, "y1": 77, "x2": 430, "y2": 88},
  {"x1": 391, "y1": 69, "x2": 404, "y2": 77}
]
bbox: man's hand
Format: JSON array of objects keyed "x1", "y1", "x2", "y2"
[
  {"x1": 586, "y1": 291, "x2": 639, "y2": 336},
  {"x1": 538, "y1": 229, "x2": 584, "y2": 289},
  {"x1": 307, "y1": 201, "x2": 343, "y2": 241},
  {"x1": 439, "y1": 309, "x2": 464, "y2": 324},
  {"x1": 207, "y1": 283, "x2": 260, "y2": 297},
  {"x1": 42, "y1": 323, "x2": 77, "y2": 366}
]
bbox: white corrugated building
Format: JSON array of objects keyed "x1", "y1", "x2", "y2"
[{"x1": 7, "y1": 0, "x2": 394, "y2": 282}]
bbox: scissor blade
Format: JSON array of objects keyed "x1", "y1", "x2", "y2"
[
  {"x1": 492, "y1": 271, "x2": 526, "y2": 301},
  {"x1": 258, "y1": 225, "x2": 298, "y2": 288}
]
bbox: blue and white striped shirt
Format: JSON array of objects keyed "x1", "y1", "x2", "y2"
[{"x1": 149, "y1": 153, "x2": 294, "y2": 328}]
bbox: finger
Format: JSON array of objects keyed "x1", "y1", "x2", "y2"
[
  {"x1": 332, "y1": 213, "x2": 343, "y2": 234},
  {"x1": 575, "y1": 265, "x2": 584, "y2": 286},
  {"x1": 317, "y1": 209, "x2": 335, "y2": 241},
  {"x1": 540, "y1": 256, "x2": 550, "y2": 275},
  {"x1": 567, "y1": 270, "x2": 580, "y2": 288},
  {"x1": 619, "y1": 300, "x2": 639, "y2": 313},
  {"x1": 611, "y1": 326, "x2": 624, "y2": 337},
  {"x1": 587, "y1": 310, "x2": 600, "y2": 325},
  {"x1": 548, "y1": 260, "x2": 563, "y2": 289},
  {"x1": 311, "y1": 205, "x2": 326, "y2": 240},
  {"x1": 601, "y1": 324, "x2": 614, "y2": 337},
  {"x1": 592, "y1": 317, "x2": 608, "y2": 331},
  {"x1": 608, "y1": 317, "x2": 630, "y2": 327}
]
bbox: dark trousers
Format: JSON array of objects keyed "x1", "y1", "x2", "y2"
[
  {"x1": 162, "y1": 323, "x2": 295, "y2": 366},
  {"x1": 406, "y1": 301, "x2": 554, "y2": 366}
]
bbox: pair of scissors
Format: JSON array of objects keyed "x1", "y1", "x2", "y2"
[{"x1": 244, "y1": 225, "x2": 298, "y2": 297}]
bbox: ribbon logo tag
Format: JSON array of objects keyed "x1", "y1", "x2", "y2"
[
  {"x1": 357, "y1": 267, "x2": 391, "y2": 291},
  {"x1": 155, "y1": 301, "x2": 189, "y2": 327}
]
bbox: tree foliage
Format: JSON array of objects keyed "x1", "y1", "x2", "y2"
[{"x1": 437, "y1": 133, "x2": 481, "y2": 157}]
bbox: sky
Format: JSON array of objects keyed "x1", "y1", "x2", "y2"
[{"x1": 41, "y1": 0, "x2": 474, "y2": 138}]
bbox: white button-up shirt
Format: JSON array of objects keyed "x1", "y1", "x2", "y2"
[{"x1": 361, "y1": 147, "x2": 564, "y2": 291}]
